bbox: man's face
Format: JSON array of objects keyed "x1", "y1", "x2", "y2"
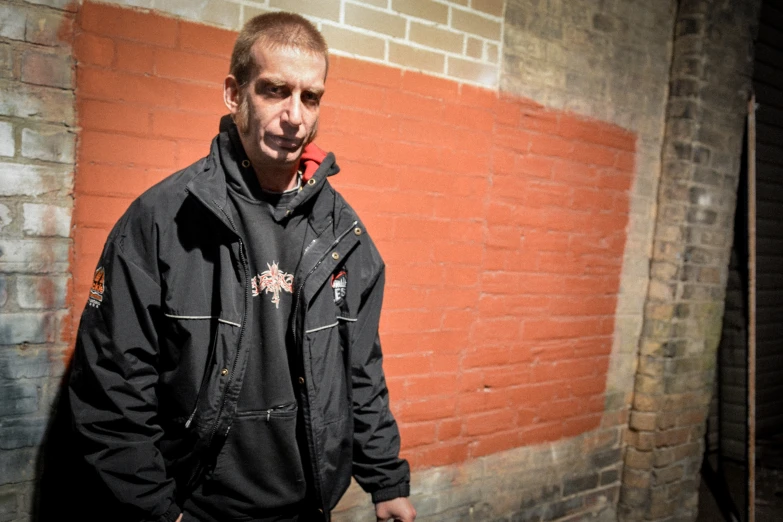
[{"x1": 226, "y1": 44, "x2": 326, "y2": 173}]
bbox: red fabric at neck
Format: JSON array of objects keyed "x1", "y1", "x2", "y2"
[{"x1": 299, "y1": 143, "x2": 327, "y2": 181}]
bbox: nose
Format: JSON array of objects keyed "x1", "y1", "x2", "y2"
[{"x1": 282, "y1": 95, "x2": 303, "y2": 126}]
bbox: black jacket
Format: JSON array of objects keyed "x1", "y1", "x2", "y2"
[{"x1": 68, "y1": 130, "x2": 410, "y2": 522}]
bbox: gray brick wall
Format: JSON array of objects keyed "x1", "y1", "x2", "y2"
[
  {"x1": 334, "y1": 425, "x2": 623, "y2": 521},
  {"x1": 618, "y1": 0, "x2": 761, "y2": 520},
  {"x1": 0, "y1": 1, "x2": 75, "y2": 520}
]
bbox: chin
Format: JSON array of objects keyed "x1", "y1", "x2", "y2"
[{"x1": 263, "y1": 141, "x2": 303, "y2": 159}]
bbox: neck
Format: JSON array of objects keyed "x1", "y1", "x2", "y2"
[
  {"x1": 253, "y1": 164, "x2": 300, "y2": 192},
  {"x1": 237, "y1": 132, "x2": 300, "y2": 192}
]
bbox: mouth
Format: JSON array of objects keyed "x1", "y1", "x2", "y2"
[{"x1": 267, "y1": 135, "x2": 303, "y2": 152}]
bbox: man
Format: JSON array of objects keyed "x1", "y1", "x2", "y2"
[{"x1": 69, "y1": 12, "x2": 415, "y2": 522}]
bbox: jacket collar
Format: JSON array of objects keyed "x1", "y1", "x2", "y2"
[{"x1": 185, "y1": 121, "x2": 341, "y2": 235}]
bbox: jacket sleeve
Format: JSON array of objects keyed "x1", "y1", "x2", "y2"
[
  {"x1": 68, "y1": 232, "x2": 181, "y2": 522},
  {"x1": 350, "y1": 265, "x2": 411, "y2": 503}
]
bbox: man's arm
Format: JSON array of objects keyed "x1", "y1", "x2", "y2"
[
  {"x1": 69, "y1": 235, "x2": 180, "y2": 522},
  {"x1": 350, "y1": 266, "x2": 412, "y2": 507}
]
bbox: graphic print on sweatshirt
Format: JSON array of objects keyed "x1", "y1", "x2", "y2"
[{"x1": 251, "y1": 261, "x2": 294, "y2": 309}]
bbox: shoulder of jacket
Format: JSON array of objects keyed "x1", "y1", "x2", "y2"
[
  {"x1": 325, "y1": 185, "x2": 385, "y2": 281},
  {"x1": 109, "y1": 157, "x2": 207, "y2": 242}
]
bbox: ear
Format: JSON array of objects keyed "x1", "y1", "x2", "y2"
[{"x1": 224, "y1": 75, "x2": 241, "y2": 115}]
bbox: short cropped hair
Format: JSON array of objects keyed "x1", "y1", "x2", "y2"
[{"x1": 230, "y1": 12, "x2": 329, "y2": 87}]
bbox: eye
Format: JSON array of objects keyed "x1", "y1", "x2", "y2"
[
  {"x1": 259, "y1": 81, "x2": 287, "y2": 98},
  {"x1": 302, "y1": 91, "x2": 321, "y2": 106}
]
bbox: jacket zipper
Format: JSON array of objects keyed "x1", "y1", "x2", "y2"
[
  {"x1": 187, "y1": 187, "x2": 356, "y2": 516},
  {"x1": 265, "y1": 403, "x2": 296, "y2": 421},
  {"x1": 207, "y1": 204, "x2": 249, "y2": 444},
  {"x1": 291, "y1": 219, "x2": 357, "y2": 518},
  {"x1": 185, "y1": 324, "x2": 220, "y2": 429},
  {"x1": 292, "y1": 220, "x2": 358, "y2": 342}
]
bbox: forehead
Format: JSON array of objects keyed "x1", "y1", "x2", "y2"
[{"x1": 250, "y1": 43, "x2": 327, "y2": 87}]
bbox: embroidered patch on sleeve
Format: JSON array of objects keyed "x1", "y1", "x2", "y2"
[
  {"x1": 88, "y1": 266, "x2": 105, "y2": 308},
  {"x1": 331, "y1": 270, "x2": 347, "y2": 306}
]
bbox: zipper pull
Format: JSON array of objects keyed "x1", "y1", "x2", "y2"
[{"x1": 267, "y1": 409, "x2": 271, "y2": 421}]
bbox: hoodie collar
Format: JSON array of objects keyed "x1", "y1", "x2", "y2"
[{"x1": 186, "y1": 117, "x2": 340, "y2": 229}]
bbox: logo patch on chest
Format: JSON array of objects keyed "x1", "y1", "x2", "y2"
[
  {"x1": 251, "y1": 261, "x2": 294, "y2": 309},
  {"x1": 331, "y1": 270, "x2": 347, "y2": 306}
]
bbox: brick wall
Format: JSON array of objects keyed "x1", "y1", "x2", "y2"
[
  {"x1": 68, "y1": 2, "x2": 636, "y2": 519},
  {"x1": 503, "y1": 0, "x2": 675, "y2": 421},
  {"x1": 1, "y1": 0, "x2": 761, "y2": 520},
  {"x1": 95, "y1": 0, "x2": 505, "y2": 87},
  {"x1": 498, "y1": 1, "x2": 678, "y2": 519},
  {"x1": 619, "y1": 1, "x2": 761, "y2": 519},
  {"x1": 0, "y1": 1, "x2": 76, "y2": 519}
]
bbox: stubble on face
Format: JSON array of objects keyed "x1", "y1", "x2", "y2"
[
  {"x1": 234, "y1": 87, "x2": 319, "y2": 147},
  {"x1": 234, "y1": 91, "x2": 250, "y2": 135}
]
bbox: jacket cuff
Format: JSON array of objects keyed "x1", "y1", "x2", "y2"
[{"x1": 371, "y1": 483, "x2": 410, "y2": 503}]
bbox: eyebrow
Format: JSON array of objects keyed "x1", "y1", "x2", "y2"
[{"x1": 256, "y1": 76, "x2": 325, "y2": 95}]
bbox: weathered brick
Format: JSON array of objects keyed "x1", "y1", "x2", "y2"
[
  {"x1": 618, "y1": 485, "x2": 647, "y2": 508},
  {"x1": 0, "y1": 162, "x2": 72, "y2": 196},
  {"x1": 24, "y1": 0, "x2": 78, "y2": 11},
  {"x1": 0, "y1": 382, "x2": 38, "y2": 416},
  {"x1": 686, "y1": 207, "x2": 717, "y2": 225},
  {"x1": 0, "y1": 312, "x2": 54, "y2": 345},
  {"x1": 625, "y1": 448, "x2": 653, "y2": 469},
  {"x1": 600, "y1": 468, "x2": 619, "y2": 486},
  {"x1": 655, "y1": 428, "x2": 691, "y2": 448},
  {"x1": 0, "y1": 205, "x2": 10, "y2": 234},
  {"x1": 633, "y1": 393, "x2": 661, "y2": 412},
  {"x1": 562, "y1": 473, "x2": 599, "y2": 496},
  {"x1": 638, "y1": 356, "x2": 664, "y2": 379},
  {"x1": 653, "y1": 447, "x2": 676, "y2": 468},
  {"x1": 541, "y1": 494, "x2": 583, "y2": 520},
  {"x1": 623, "y1": 468, "x2": 651, "y2": 489},
  {"x1": 0, "y1": 447, "x2": 36, "y2": 484},
  {"x1": 21, "y1": 203, "x2": 71, "y2": 238},
  {"x1": 0, "y1": 417, "x2": 47, "y2": 450},
  {"x1": 0, "y1": 276, "x2": 6, "y2": 307},
  {"x1": 647, "y1": 280, "x2": 675, "y2": 301},
  {"x1": 625, "y1": 429, "x2": 655, "y2": 451},
  {"x1": 0, "y1": 487, "x2": 18, "y2": 521},
  {"x1": 0, "y1": 43, "x2": 12, "y2": 80},
  {"x1": 0, "y1": 122, "x2": 13, "y2": 158},
  {"x1": 21, "y1": 50, "x2": 72, "y2": 89},
  {"x1": 0, "y1": 239, "x2": 70, "y2": 272},
  {"x1": 25, "y1": 9, "x2": 72, "y2": 46},
  {"x1": 20, "y1": 126, "x2": 75, "y2": 163},
  {"x1": 200, "y1": 0, "x2": 239, "y2": 29},
  {"x1": 16, "y1": 275, "x2": 68, "y2": 308},
  {"x1": 634, "y1": 373, "x2": 664, "y2": 395},
  {"x1": 629, "y1": 411, "x2": 657, "y2": 431},
  {"x1": 0, "y1": 80, "x2": 74, "y2": 122},
  {"x1": 0, "y1": 346, "x2": 65, "y2": 379},
  {"x1": 0, "y1": 4, "x2": 26, "y2": 41}
]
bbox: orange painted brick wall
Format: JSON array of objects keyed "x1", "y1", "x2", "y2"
[{"x1": 71, "y1": 2, "x2": 635, "y2": 469}]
